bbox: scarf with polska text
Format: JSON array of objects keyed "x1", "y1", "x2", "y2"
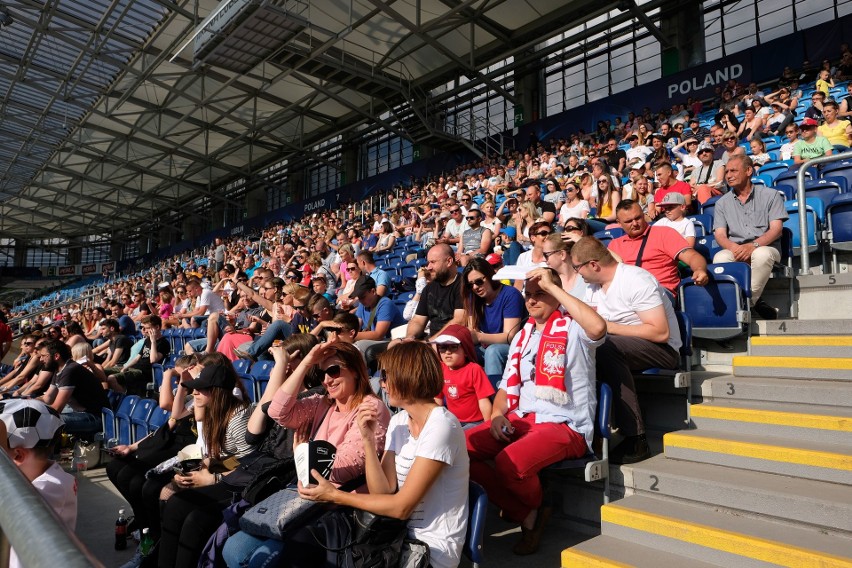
[{"x1": 504, "y1": 309, "x2": 573, "y2": 412}]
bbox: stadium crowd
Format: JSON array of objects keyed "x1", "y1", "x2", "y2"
[{"x1": 1, "y1": 49, "x2": 846, "y2": 567}]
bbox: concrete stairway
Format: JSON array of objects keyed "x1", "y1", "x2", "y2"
[{"x1": 562, "y1": 320, "x2": 852, "y2": 567}]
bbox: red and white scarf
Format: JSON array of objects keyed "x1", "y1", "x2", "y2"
[{"x1": 504, "y1": 310, "x2": 573, "y2": 412}]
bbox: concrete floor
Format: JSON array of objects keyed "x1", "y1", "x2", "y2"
[{"x1": 75, "y1": 460, "x2": 590, "y2": 568}]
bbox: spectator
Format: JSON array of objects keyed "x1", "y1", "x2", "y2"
[
  {"x1": 404, "y1": 244, "x2": 465, "y2": 341},
  {"x1": 815, "y1": 69, "x2": 834, "y2": 98},
  {"x1": 542, "y1": 232, "x2": 587, "y2": 298},
  {"x1": 543, "y1": 178, "x2": 566, "y2": 211},
  {"x1": 0, "y1": 400, "x2": 76, "y2": 568},
  {"x1": 558, "y1": 180, "x2": 591, "y2": 224},
  {"x1": 603, "y1": 137, "x2": 627, "y2": 175},
  {"x1": 430, "y1": 325, "x2": 494, "y2": 428},
  {"x1": 94, "y1": 318, "x2": 133, "y2": 372},
  {"x1": 524, "y1": 181, "x2": 557, "y2": 224},
  {"x1": 465, "y1": 267, "x2": 606, "y2": 555},
  {"x1": 610, "y1": 199, "x2": 708, "y2": 293},
  {"x1": 625, "y1": 134, "x2": 652, "y2": 166},
  {"x1": 311, "y1": 312, "x2": 359, "y2": 344},
  {"x1": 355, "y1": 250, "x2": 390, "y2": 298},
  {"x1": 750, "y1": 138, "x2": 772, "y2": 169},
  {"x1": 718, "y1": 130, "x2": 745, "y2": 167},
  {"x1": 654, "y1": 193, "x2": 697, "y2": 246},
  {"x1": 838, "y1": 82, "x2": 852, "y2": 118},
  {"x1": 351, "y1": 275, "x2": 405, "y2": 359},
  {"x1": 574, "y1": 237, "x2": 681, "y2": 464},
  {"x1": 460, "y1": 258, "x2": 526, "y2": 388},
  {"x1": 437, "y1": 202, "x2": 468, "y2": 247},
  {"x1": 373, "y1": 221, "x2": 397, "y2": 254},
  {"x1": 689, "y1": 142, "x2": 725, "y2": 204},
  {"x1": 106, "y1": 315, "x2": 170, "y2": 396},
  {"x1": 780, "y1": 124, "x2": 800, "y2": 161},
  {"x1": 737, "y1": 106, "x2": 765, "y2": 141},
  {"x1": 587, "y1": 172, "x2": 621, "y2": 231},
  {"x1": 514, "y1": 221, "x2": 551, "y2": 289},
  {"x1": 653, "y1": 162, "x2": 693, "y2": 213},
  {"x1": 804, "y1": 90, "x2": 826, "y2": 120},
  {"x1": 38, "y1": 340, "x2": 109, "y2": 440},
  {"x1": 818, "y1": 101, "x2": 852, "y2": 148},
  {"x1": 458, "y1": 208, "x2": 493, "y2": 267},
  {"x1": 793, "y1": 117, "x2": 834, "y2": 164},
  {"x1": 712, "y1": 155, "x2": 787, "y2": 320}
]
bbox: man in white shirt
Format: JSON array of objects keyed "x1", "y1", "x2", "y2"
[{"x1": 573, "y1": 237, "x2": 681, "y2": 465}]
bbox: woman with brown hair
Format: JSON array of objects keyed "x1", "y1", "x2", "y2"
[
  {"x1": 297, "y1": 341, "x2": 470, "y2": 568},
  {"x1": 542, "y1": 233, "x2": 587, "y2": 298}
]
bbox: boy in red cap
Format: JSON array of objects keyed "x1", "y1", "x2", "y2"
[{"x1": 430, "y1": 324, "x2": 495, "y2": 428}]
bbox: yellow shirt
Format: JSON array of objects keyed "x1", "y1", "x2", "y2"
[
  {"x1": 816, "y1": 79, "x2": 832, "y2": 96},
  {"x1": 818, "y1": 120, "x2": 851, "y2": 146}
]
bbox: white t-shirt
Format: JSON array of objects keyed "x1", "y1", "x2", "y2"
[
  {"x1": 584, "y1": 263, "x2": 682, "y2": 352},
  {"x1": 198, "y1": 288, "x2": 226, "y2": 315},
  {"x1": 10, "y1": 462, "x2": 77, "y2": 568},
  {"x1": 386, "y1": 407, "x2": 469, "y2": 568},
  {"x1": 444, "y1": 219, "x2": 469, "y2": 240},
  {"x1": 654, "y1": 216, "x2": 696, "y2": 239},
  {"x1": 559, "y1": 200, "x2": 591, "y2": 223},
  {"x1": 514, "y1": 250, "x2": 546, "y2": 269}
]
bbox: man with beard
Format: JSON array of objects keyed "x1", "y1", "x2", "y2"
[
  {"x1": 38, "y1": 340, "x2": 109, "y2": 439},
  {"x1": 404, "y1": 244, "x2": 465, "y2": 340}
]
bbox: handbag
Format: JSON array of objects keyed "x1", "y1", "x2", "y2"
[
  {"x1": 299, "y1": 507, "x2": 408, "y2": 568},
  {"x1": 238, "y1": 484, "x2": 322, "y2": 540},
  {"x1": 397, "y1": 538, "x2": 431, "y2": 568}
]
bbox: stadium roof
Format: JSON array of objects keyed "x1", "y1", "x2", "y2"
[{"x1": 0, "y1": 0, "x2": 669, "y2": 241}]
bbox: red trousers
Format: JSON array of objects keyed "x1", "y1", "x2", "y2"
[{"x1": 465, "y1": 413, "x2": 587, "y2": 523}]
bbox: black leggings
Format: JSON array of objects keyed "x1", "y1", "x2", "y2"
[
  {"x1": 106, "y1": 454, "x2": 175, "y2": 540},
  {"x1": 157, "y1": 482, "x2": 241, "y2": 568}
]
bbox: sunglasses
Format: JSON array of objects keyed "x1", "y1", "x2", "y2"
[
  {"x1": 287, "y1": 274, "x2": 299, "y2": 279},
  {"x1": 468, "y1": 277, "x2": 487, "y2": 287},
  {"x1": 465, "y1": 216, "x2": 479, "y2": 221},
  {"x1": 449, "y1": 209, "x2": 461, "y2": 214},
  {"x1": 292, "y1": 304, "x2": 307, "y2": 310},
  {"x1": 346, "y1": 265, "x2": 358, "y2": 271},
  {"x1": 321, "y1": 364, "x2": 343, "y2": 378},
  {"x1": 435, "y1": 343, "x2": 460, "y2": 353},
  {"x1": 534, "y1": 230, "x2": 551, "y2": 237},
  {"x1": 572, "y1": 260, "x2": 593, "y2": 272},
  {"x1": 22, "y1": 342, "x2": 34, "y2": 346},
  {"x1": 542, "y1": 250, "x2": 562, "y2": 260}
]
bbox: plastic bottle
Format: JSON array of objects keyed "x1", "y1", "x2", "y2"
[
  {"x1": 140, "y1": 528, "x2": 154, "y2": 557},
  {"x1": 114, "y1": 509, "x2": 128, "y2": 551}
]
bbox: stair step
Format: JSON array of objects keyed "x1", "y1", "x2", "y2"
[
  {"x1": 663, "y1": 429, "x2": 852, "y2": 485},
  {"x1": 562, "y1": 535, "x2": 722, "y2": 567},
  {"x1": 733, "y1": 355, "x2": 852, "y2": 380},
  {"x1": 755, "y1": 318, "x2": 852, "y2": 336},
  {"x1": 629, "y1": 454, "x2": 852, "y2": 533},
  {"x1": 689, "y1": 400, "x2": 852, "y2": 446},
  {"x1": 702, "y1": 374, "x2": 852, "y2": 407},
  {"x1": 750, "y1": 335, "x2": 852, "y2": 357},
  {"x1": 600, "y1": 495, "x2": 852, "y2": 567}
]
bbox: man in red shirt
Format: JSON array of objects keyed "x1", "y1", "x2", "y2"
[
  {"x1": 609, "y1": 200, "x2": 709, "y2": 294},
  {"x1": 653, "y1": 162, "x2": 693, "y2": 212}
]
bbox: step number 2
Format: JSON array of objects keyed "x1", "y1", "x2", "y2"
[{"x1": 649, "y1": 475, "x2": 659, "y2": 491}]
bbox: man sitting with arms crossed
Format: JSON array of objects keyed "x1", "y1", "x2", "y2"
[
  {"x1": 713, "y1": 155, "x2": 788, "y2": 320},
  {"x1": 105, "y1": 315, "x2": 170, "y2": 396},
  {"x1": 573, "y1": 237, "x2": 682, "y2": 464},
  {"x1": 609, "y1": 199, "x2": 709, "y2": 295},
  {"x1": 404, "y1": 244, "x2": 465, "y2": 341}
]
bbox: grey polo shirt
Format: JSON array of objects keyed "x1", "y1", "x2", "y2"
[{"x1": 713, "y1": 185, "x2": 788, "y2": 252}]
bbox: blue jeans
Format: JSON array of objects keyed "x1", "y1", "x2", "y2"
[
  {"x1": 246, "y1": 321, "x2": 293, "y2": 359},
  {"x1": 60, "y1": 408, "x2": 101, "y2": 439},
  {"x1": 479, "y1": 343, "x2": 509, "y2": 389},
  {"x1": 222, "y1": 531, "x2": 285, "y2": 568}
]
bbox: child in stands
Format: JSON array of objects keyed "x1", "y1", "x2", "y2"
[
  {"x1": 0, "y1": 399, "x2": 77, "y2": 568},
  {"x1": 431, "y1": 324, "x2": 494, "y2": 428},
  {"x1": 654, "y1": 192, "x2": 696, "y2": 247}
]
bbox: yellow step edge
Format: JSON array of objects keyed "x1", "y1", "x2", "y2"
[
  {"x1": 751, "y1": 335, "x2": 852, "y2": 347},
  {"x1": 663, "y1": 432, "x2": 852, "y2": 471},
  {"x1": 732, "y1": 356, "x2": 852, "y2": 370},
  {"x1": 562, "y1": 548, "x2": 633, "y2": 568},
  {"x1": 601, "y1": 502, "x2": 852, "y2": 568},
  {"x1": 691, "y1": 404, "x2": 852, "y2": 432}
]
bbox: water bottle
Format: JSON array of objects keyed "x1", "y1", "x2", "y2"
[
  {"x1": 140, "y1": 528, "x2": 154, "y2": 557},
  {"x1": 114, "y1": 509, "x2": 128, "y2": 551}
]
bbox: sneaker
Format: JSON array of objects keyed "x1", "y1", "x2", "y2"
[
  {"x1": 751, "y1": 300, "x2": 778, "y2": 320},
  {"x1": 609, "y1": 434, "x2": 650, "y2": 465},
  {"x1": 119, "y1": 547, "x2": 144, "y2": 568}
]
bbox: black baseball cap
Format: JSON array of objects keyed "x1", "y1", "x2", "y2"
[{"x1": 181, "y1": 365, "x2": 235, "y2": 391}]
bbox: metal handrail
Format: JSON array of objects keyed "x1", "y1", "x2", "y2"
[
  {"x1": 0, "y1": 450, "x2": 102, "y2": 567},
  {"x1": 794, "y1": 150, "x2": 852, "y2": 273}
]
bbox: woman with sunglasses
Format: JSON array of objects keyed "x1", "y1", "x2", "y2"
[
  {"x1": 295, "y1": 341, "x2": 469, "y2": 568},
  {"x1": 558, "y1": 181, "x2": 591, "y2": 226},
  {"x1": 0, "y1": 334, "x2": 37, "y2": 392},
  {"x1": 542, "y1": 233, "x2": 587, "y2": 299},
  {"x1": 587, "y1": 173, "x2": 621, "y2": 233},
  {"x1": 222, "y1": 342, "x2": 391, "y2": 568},
  {"x1": 461, "y1": 258, "x2": 526, "y2": 388},
  {"x1": 515, "y1": 221, "x2": 551, "y2": 281}
]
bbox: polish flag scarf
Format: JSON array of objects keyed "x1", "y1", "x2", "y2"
[{"x1": 504, "y1": 309, "x2": 573, "y2": 412}]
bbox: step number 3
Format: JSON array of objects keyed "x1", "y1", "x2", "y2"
[{"x1": 726, "y1": 383, "x2": 735, "y2": 395}]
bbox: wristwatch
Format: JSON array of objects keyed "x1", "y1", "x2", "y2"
[{"x1": 753, "y1": 241, "x2": 760, "y2": 248}]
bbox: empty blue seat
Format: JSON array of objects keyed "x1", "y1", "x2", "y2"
[
  {"x1": 688, "y1": 214, "x2": 713, "y2": 238},
  {"x1": 700, "y1": 195, "x2": 722, "y2": 218},
  {"x1": 801, "y1": 178, "x2": 845, "y2": 211},
  {"x1": 241, "y1": 377, "x2": 257, "y2": 403},
  {"x1": 819, "y1": 160, "x2": 852, "y2": 190},
  {"x1": 232, "y1": 359, "x2": 251, "y2": 376},
  {"x1": 115, "y1": 395, "x2": 140, "y2": 446},
  {"x1": 679, "y1": 262, "x2": 751, "y2": 340},
  {"x1": 147, "y1": 407, "x2": 171, "y2": 435},
  {"x1": 756, "y1": 162, "x2": 789, "y2": 184},
  {"x1": 249, "y1": 360, "x2": 275, "y2": 379},
  {"x1": 163, "y1": 353, "x2": 180, "y2": 369},
  {"x1": 129, "y1": 398, "x2": 158, "y2": 443},
  {"x1": 784, "y1": 198, "x2": 825, "y2": 255},
  {"x1": 826, "y1": 193, "x2": 852, "y2": 272},
  {"x1": 693, "y1": 235, "x2": 723, "y2": 264}
]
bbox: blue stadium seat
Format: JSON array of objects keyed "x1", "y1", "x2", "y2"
[
  {"x1": 129, "y1": 398, "x2": 157, "y2": 443},
  {"x1": 232, "y1": 359, "x2": 251, "y2": 376},
  {"x1": 679, "y1": 262, "x2": 751, "y2": 340},
  {"x1": 784, "y1": 198, "x2": 825, "y2": 255},
  {"x1": 249, "y1": 360, "x2": 275, "y2": 379},
  {"x1": 700, "y1": 195, "x2": 722, "y2": 218},
  {"x1": 544, "y1": 382, "x2": 613, "y2": 503},
  {"x1": 241, "y1": 377, "x2": 257, "y2": 403},
  {"x1": 99, "y1": 390, "x2": 126, "y2": 446},
  {"x1": 163, "y1": 353, "x2": 180, "y2": 369},
  {"x1": 254, "y1": 378, "x2": 270, "y2": 401},
  {"x1": 826, "y1": 193, "x2": 852, "y2": 272},
  {"x1": 688, "y1": 214, "x2": 713, "y2": 238},
  {"x1": 115, "y1": 395, "x2": 140, "y2": 446},
  {"x1": 800, "y1": 178, "x2": 845, "y2": 211},
  {"x1": 819, "y1": 160, "x2": 852, "y2": 190},
  {"x1": 464, "y1": 481, "x2": 489, "y2": 567},
  {"x1": 759, "y1": 162, "x2": 790, "y2": 184},
  {"x1": 693, "y1": 235, "x2": 722, "y2": 264}
]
